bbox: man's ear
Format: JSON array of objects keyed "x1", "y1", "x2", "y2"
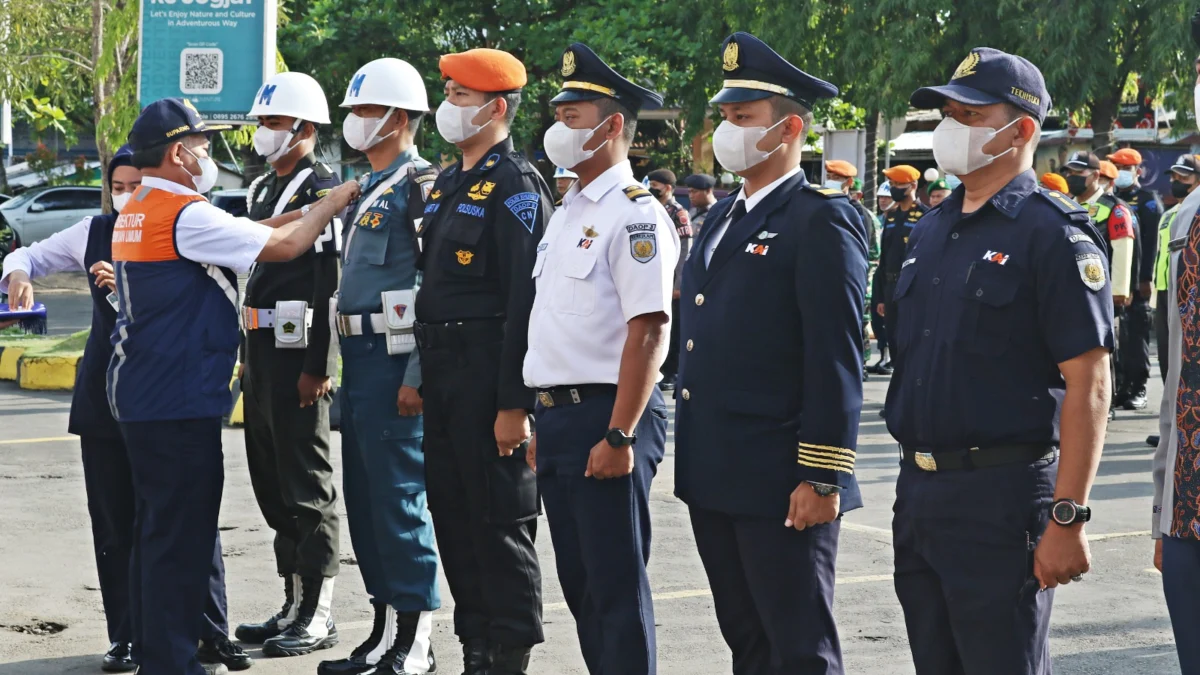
[
  {"x1": 1013, "y1": 117, "x2": 1037, "y2": 147},
  {"x1": 782, "y1": 115, "x2": 806, "y2": 144},
  {"x1": 490, "y1": 97, "x2": 508, "y2": 122}
]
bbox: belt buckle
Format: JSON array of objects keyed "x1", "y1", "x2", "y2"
[
  {"x1": 337, "y1": 314, "x2": 350, "y2": 336},
  {"x1": 570, "y1": 388, "x2": 581, "y2": 404},
  {"x1": 537, "y1": 391, "x2": 555, "y2": 408},
  {"x1": 914, "y1": 452, "x2": 938, "y2": 472}
]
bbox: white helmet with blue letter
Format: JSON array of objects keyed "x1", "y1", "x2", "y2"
[
  {"x1": 248, "y1": 71, "x2": 331, "y2": 124},
  {"x1": 340, "y1": 58, "x2": 429, "y2": 112}
]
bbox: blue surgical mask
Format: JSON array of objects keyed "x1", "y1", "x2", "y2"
[
  {"x1": 944, "y1": 174, "x2": 962, "y2": 190},
  {"x1": 823, "y1": 179, "x2": 845, "y2": 191},
  {"x1": 1115, "y1": 170, "x2": 1135, "y2": 189}
]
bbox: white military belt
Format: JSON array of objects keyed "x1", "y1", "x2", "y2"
[
  {"x1": 335, "y1": 312, "x2": 388, "y2": 337},
  {"x1": 243, "y1": 307, "x2": 276, "y2": 330}
]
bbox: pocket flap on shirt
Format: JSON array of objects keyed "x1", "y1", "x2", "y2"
[
  {"x1": 960, "y1": 262, "x2": 1020, "y2": 308},
  {"x1": 561, "y1": 251, "x2": 597, "y2": 280},
  {"x1": 444, "y1": 216, "x2": 485, "y2": 246}
]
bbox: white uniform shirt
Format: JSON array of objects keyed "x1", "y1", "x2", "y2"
[
  {"x1": 140, "y1": 176, "x2": 272, "y2": 274},
  {"x1": 0, "y1": 216, "x2": 91, "y2": 293},
  {"x1": 523, "y1": 160, "x2": 679, "y2": 389},
  {"x1": 704, "y1": 166, "x2": 801, "y2": 267}
]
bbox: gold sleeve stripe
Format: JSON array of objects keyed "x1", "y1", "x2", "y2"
[
  {"x1": 797, "y1": 450, "x2": 854, "y2": 470},
  {"x1": 797, "y1": 456, "x2": 855, "y2": 474},
  {"x1": 798, "y1": 442, "x2": 856, "y2": 458}
]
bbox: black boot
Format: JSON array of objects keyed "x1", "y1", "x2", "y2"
[
  {"x1": 460, "y1": 637, "x2": 489, "y2": 675},
  {"x1": 1148, "y1": 434, "x2": 1161, "y2": 447},
  {"x1": 378, "y1": 610, "x2": 436, "y2": 674},
  {"x1": 197, "y1": 636, "x2": 253, "y2": 671},
  {"x1": 488, "y1": 645, "x2": 531, "y2": 675},
  {"x1": 101, "y1": 642, "x2": 136, "y2": 673},
  {"x1": 1124, "y1": 387, "x2": 1148, "y2": 410},
  {"x1": 318, "y1": 602, "x2": 391, "y2": 675},
  {"x1": 263, "y1": 576, "x2": 339, "y2": 657},
  {"x1": 235, "y1": 574, "x2": 295, "y2": 643}
]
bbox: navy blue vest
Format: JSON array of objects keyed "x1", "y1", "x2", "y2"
[{"x1": 68, "y1": 214, "x2": 121, "y2": 438}]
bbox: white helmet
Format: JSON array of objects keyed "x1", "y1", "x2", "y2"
[
  {"x1": 248, "y1": 72, "x2": 331, "y2": 124},
  {"x1": 553, "y1": 166, "x2": 578, "y2": 179},
  {"x1": 340, "y1": 58, "x2": 429, "y2": 112}
]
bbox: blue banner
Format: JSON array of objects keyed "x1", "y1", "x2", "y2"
[{"x1": 138, "y1": 0, "x2": 276, "y2": 124}]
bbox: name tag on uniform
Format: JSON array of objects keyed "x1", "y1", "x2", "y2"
[
  {"x1": 1170, "y1": 236, "x2": 1188, "y2": 253},
  {"x1": 902, "y1": 257, "x2": 916, "y2": 268}
]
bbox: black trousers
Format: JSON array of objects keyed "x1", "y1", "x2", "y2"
[
  {"x1": 243, "y1": 336, "x2": 340, "y2": 579},
  {"x1": 421, "y1": 334, "x2": 543, "y2": 647},
  {"x1": 893, "y1": 459, "x2": 1057, "y2": 675},
  {"x1": 123, "y1": 418, "x2": 227, "y2": 675},
  {"x1": 661, "y1": 297, "x2": 681, "y2": 378},
  {"x1": 870, "y1": 301, "x2": 888, "y2": 358},
  {"x1": 1119, "y1": 294, "x2": 1152, "y2": 393},
  {"x1": 1157, "y1": 289, "x2": 1170, "y2": 382},
  {"x1": 690, "y1": 508, "x2": 843, "y2": 675}
]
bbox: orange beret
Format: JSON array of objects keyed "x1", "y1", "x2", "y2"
[
  {"x1": 882, "y1": 165, "x2": 920, "y2": 183},
  {"x1": 1108, "y1": 148, "x2": 1143, "y2": 166},
  {"x1": 824, "y1": 160, "x2": 857, "y2": 178},
  {"x1": 439, "y1": 49, "x2": 527, "y2": 93},
  {"x1": 1040, "y1": 172, "x2": 1068, "y2": 193},
  {"x1": 1099, "y1": 160, "x2": 1119, "y2": 180}
]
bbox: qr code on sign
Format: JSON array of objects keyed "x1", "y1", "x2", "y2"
[{"x1": 180, "y1": 48, "x2": 223, "y2": 95}]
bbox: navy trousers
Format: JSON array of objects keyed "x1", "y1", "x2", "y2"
[
  {"x1": 81, "y1": 435, "x2": 135, "y2": 645},
  {"x1": 893, "y1": 458, "x2": 1057, "y2": 675},
  {"x1": 689, "y1": 508, "x2": 842, "y2": 674},
  {"x1": 339, "y1": 334, "x2": 440, "y2": 612},
  {"x1": 1162, "y1": 536, "x2": 1200, "y2": 674},
  {"x1": 122, "y1": 418, "x2": 226, "y2": 675},
  {"x1": 535, "y1": 388, "x2": 668, "y2": 675}
]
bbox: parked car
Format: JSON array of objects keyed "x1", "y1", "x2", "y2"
[
  {"x1": 0, "y1": 186, "x2": 102, "y2": 248},
  {"x1": 210, "y1": 189, "x2": 249, "y2": 218}
]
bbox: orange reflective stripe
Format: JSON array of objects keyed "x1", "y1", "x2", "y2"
[{"x1": 111, "y1": 188, "x2": 205, "y2": 262}]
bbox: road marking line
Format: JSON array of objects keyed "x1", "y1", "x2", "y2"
[
  {"x1": 1087, "y1": 530, "x2": 1151, "y2": 542},
  {"x1": 843, "y1": 522, "x2": 1151, "y2": 544},
  {"x1": 0, "y1": 435, "x2": 76, "y2": 445},
  {"x1": 842, "y1": 521, "x2": 892, "y2": 538},
  {"x1": 333, "y1": 573, "x2": 893, "y2": 631}
]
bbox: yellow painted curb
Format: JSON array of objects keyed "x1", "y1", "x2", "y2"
[
  {"x1": 17, "y1": 355, "x2": 81, "y2": 390},
  {"x1": 0, "y1": 347, "x2": 25, "y2": 381},
  {"x1": 229, "y1": 388, "x2": 245, "y2": 425}
]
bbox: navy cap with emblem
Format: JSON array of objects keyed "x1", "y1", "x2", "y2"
[
  {"x1": 1168, "y1": 153, "x2": 1199, "y2": 176},
  {"x1": 684, "y1": 174, "x2": 716, "y2": 190},
  {"x1": 550, "y1": 43, "x2": 664, "y2": 112},
  {"x1": 710, "y1": 32, "x2": 838, "y2": 109},
  {"x1": 1064, "y1": 151, "x2": 1101, "y2": 171},
  {"x1": 910, "y1": 47, "x2": 1050, "y2": 123},
  {"x1": 128, "y1": 97, "x2": 232, "y2": 152}
]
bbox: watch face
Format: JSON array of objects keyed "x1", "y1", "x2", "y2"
[{"x1": 1052, "y1": 501, "x2": 1076, "y2": 524}]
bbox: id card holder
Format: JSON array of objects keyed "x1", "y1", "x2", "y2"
[
  {"x1": 106, "y1": 292, "x2": 119, "y2": 311},
  {"x1": 380, "y1": 289, "x2": 416, "y2": 355},
  {"x1": 274, "y1": 300, "x2": 312, "y2": 349}
]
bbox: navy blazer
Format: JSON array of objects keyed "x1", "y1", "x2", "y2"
[{"x1": 673, "y1": 171, "x2": 868, "y2": 518}]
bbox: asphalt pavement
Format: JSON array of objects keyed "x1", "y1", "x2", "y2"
[{"x1": 0, "y1": 304, "x2": 1181, "y2": 674}]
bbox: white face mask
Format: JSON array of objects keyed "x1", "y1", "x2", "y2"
[
  {"x1": 436, "y1": 99, "x2": 495, "y2": 144},
  {"x1": 1115, "y1": 169, "x2": 1136, "y2": 189},
  {"x1": 712, "y1": 118, "x2": 786, "y2": 173},
  {"x1": 931, "y1": 116, "x2": 1021, "y2": 177},
  {"x1": 111, "y1": 191, "x2": 132, "y2": 212},
  {"x1": 543, "y1": 116, "x2": 613, "y2": 170},
  {"x1": 182, "y1": 146, "x2": 218, "y2": 194},
  {"x1": 342, "y1": 109, "x2": 396, "y2": 151},
  {"x1": 253, "y1": 123, "x2": 301, "y2": 162}
]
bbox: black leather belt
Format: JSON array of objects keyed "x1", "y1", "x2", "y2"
[
  {"x1": 901, "y1": 444, "x2": 1057, "y2": 472},
  {"x1": 413, "y1": 318, "x2": 504, "y2": 350},
  {"x1": 535, "y1": 384, "x2": 618, "y2": 408}
]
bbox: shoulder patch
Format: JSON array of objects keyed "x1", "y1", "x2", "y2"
[
  {"x1": 623, "y1": 185, "x2": 652, "y2": 201},
  {"x1": 629, "y1": 232, "x2": 657, "y2": 263},
  {"x1": 803, "y1": 184, "x2": 848, "y2": 199},
  {"x1": 481, "y1": 153, "x2": 501, "y2": 171},
  {"x1": 504, "y1": 192, "x2": 541, "y2": 234},
  {"x1": 1035, "y1": 188, "x2": 1087, "y2": 216}
]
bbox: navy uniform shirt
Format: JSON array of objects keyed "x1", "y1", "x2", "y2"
[
  {"x1": 1116, "y1": 186, "x2": 1162, "y2": 287},
  {"x1": 675, "y1": 172, "x2": 868, "y2": 517},
  {"x1": 873, "y1": 201, "x2": 928, "y2": 303},
  {"x1": 884, "y1": 170, "x2": 1115, "y2": 449},
  {"x1": 414, "y1": 137, "x2": 553, "y2": 411}
]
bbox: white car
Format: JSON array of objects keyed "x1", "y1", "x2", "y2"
[{"x1": 0, "y1": 186, "x2": 102, "y2": 248}]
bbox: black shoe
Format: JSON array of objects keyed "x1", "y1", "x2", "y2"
[
  {"x1": 318, "y1": 602, "x2": 390, "y2": 675},
  {"x1": 488, "y1": 645, "x2": 531, "y2": 675},
  {"x1": 1124, "y1": 389, "x2": 1148, "y2": 410},
  {"x1": 461, "y1": 638, "x2": 490, "y2": 675},
  {"x1": 862, "y1": 371, "x2": 869, "y2": 382},
  {"x1": 235, "y1": 575, "x2": 294, "y2": 644},
  {"x1": 198, "y1": 636, "x2": 253, "y2": 672},
  {"x1": 263, "y1": 577, "x2": 339, "y2": 657},
  {"x1": 1147, "y1": 435, "x2": 1161, "y2": 447},
  {"x1": 878, "y1": 408, "x2": 887, "y2": 418},
  {"x1": 101, "y1": 642, "x2": 136, "y2": 673},
  {"x1": 658, "y1": 376, "x2": 676, "y2": 392}
]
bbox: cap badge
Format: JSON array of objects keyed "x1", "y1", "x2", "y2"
[
  {"x1": 722, "y1": 41, "x2": 739, "y2": 72},
  {"x1": 952, "y1": 51, "x2": 980, "y2": 80},
  {"x1": 182, "y1": 98, "x2": 200, "y2": 113},
  {"x1": 562, "y1": 50, "x2": 576, "y2": 77}
]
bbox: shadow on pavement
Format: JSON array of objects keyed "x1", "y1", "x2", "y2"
[
  {"x1": 0, "y1": 654, "x2": 105, "y2": 674},
  {"x1": 1054, "y1": 642, "x2": 1178, "y2": 675}
]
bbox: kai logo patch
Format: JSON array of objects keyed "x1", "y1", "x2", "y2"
[
  {"x1": 456, "y1": 250, "x2": 475, "y2": 266},
  {"x1": 630, "y1": 232, "x2": 656, "y2": 263},
  {"x1": 744, "y1": 243, "x2": 769, "y2": 256},
  {"x1": 467, "y1": 181, "x2": 496, "y2": 201},
  {"x1": 982, "y1": 250, "x2": 1010, "y2": 265},
  {"x1": 577, "y1": 238, "x2": 593, "y2": 249}
]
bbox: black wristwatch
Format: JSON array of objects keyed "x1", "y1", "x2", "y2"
[
  {"x1": 604, "y1": 427, "x2": 636, "y2": 449},
  {"x1": 807, "y1": 482, "x2": 841, "y2": 497},
  {"x1": 1050, "y1": 499, "x2": 1091, "y2": 526}
]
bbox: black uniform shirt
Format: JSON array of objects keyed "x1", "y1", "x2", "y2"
[
  {"x1": 243, "y1": 154, "x2": 341, "y2": 377},
  {"x1": 873, "y1": 201, "x2": 928, "y2": 302},
  {"x1": 414, "y1": 137, "x2": 554, "y2": 411},
  {"x1": 884, "y1": 171, "x2": 1115, "y2": 449},
  {"x1": 1116, "y1": 186, "x2": 1162, "y2": 287}
]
